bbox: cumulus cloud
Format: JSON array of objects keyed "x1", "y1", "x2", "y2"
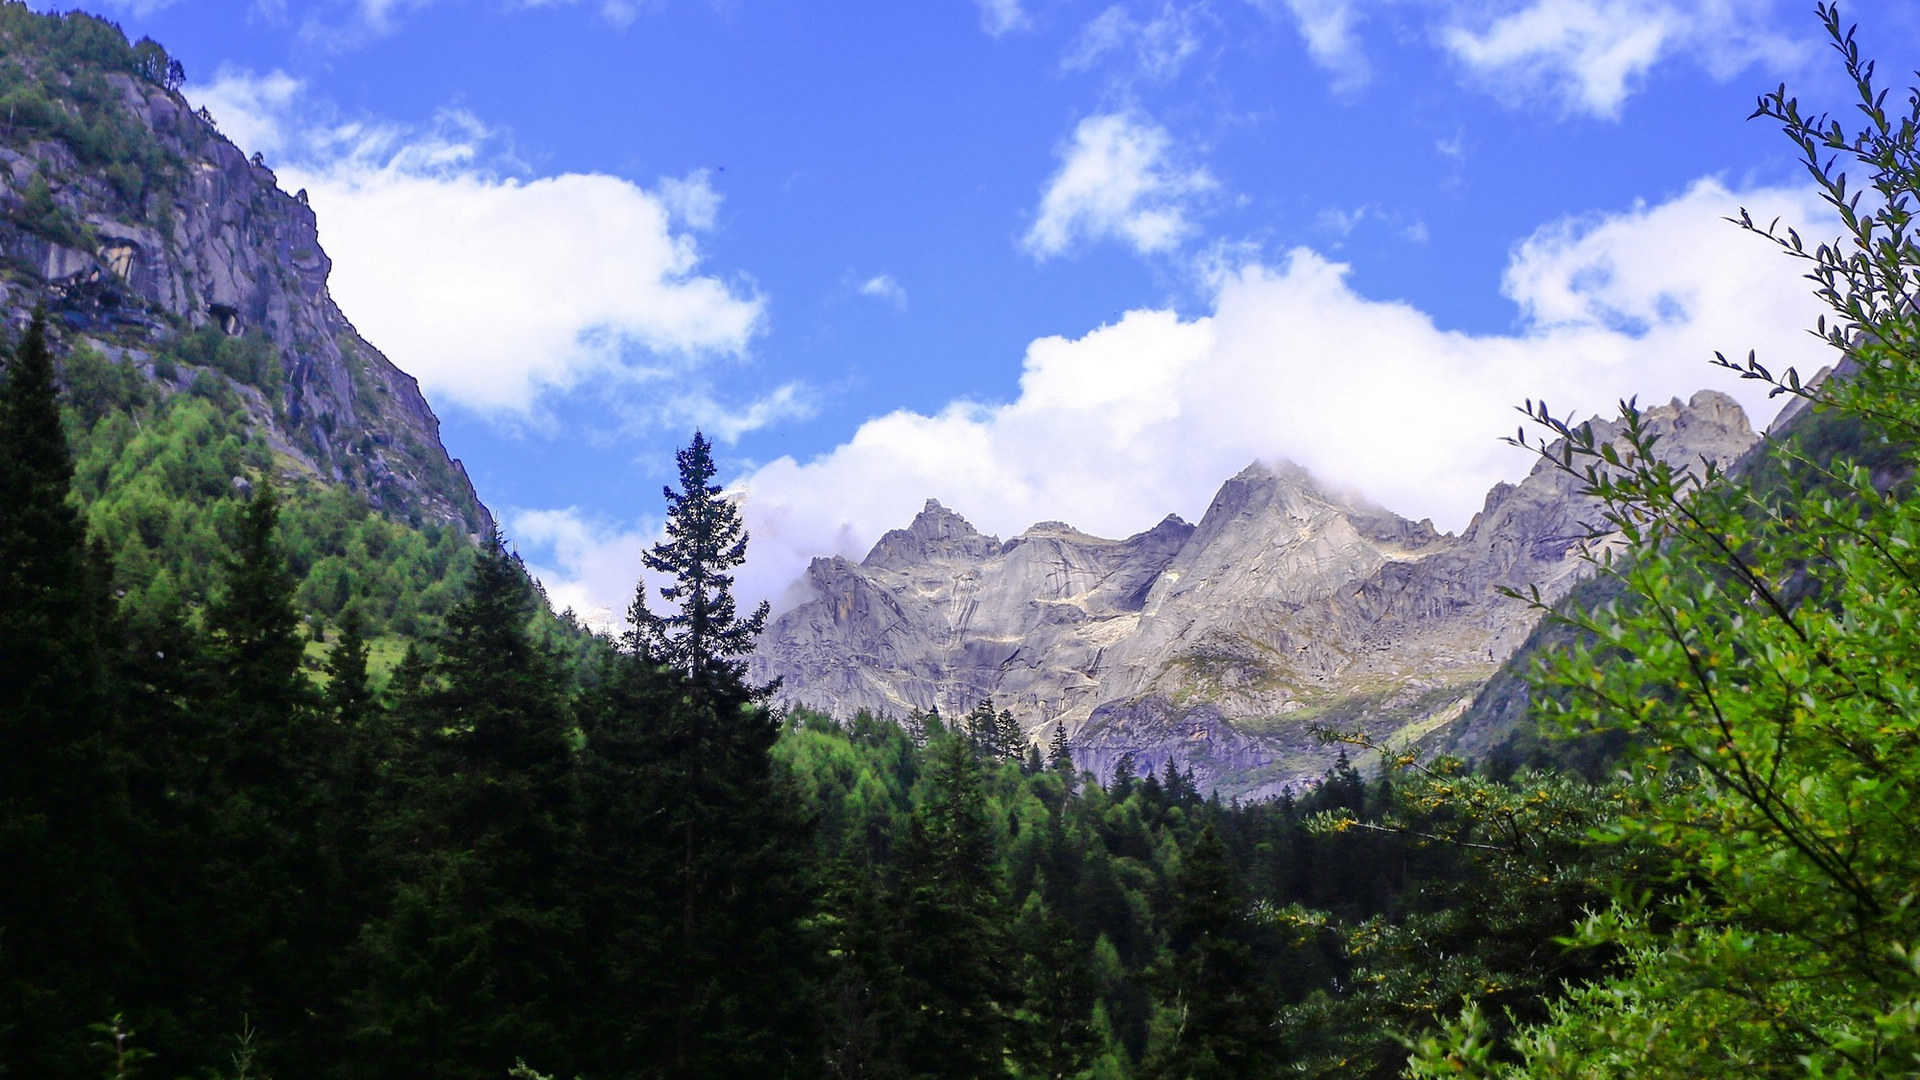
[
  {"x1": 1441, "y1": 0, "x2": 1807, "y2": 118},
  {"x1": 974, "y1": 0, "x2": 1030, "y2": 37},
  {"x1": 725, "y1": 177, "x2": 1836, "y2": 613},
  {"x1": 1063, "y1": 4, "x2": 1204, "y2": 81},
  {"x1": 1023, "y1": 112, "x2": 1217, "y2": 260},
  {"x1": 189, "y1": 71, "x2": 765, "y2": 418},
  {"x1": 858, "y1": 273, "x2": 908, "y2": 309}
]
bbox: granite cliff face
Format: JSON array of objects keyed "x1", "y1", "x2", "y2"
[
  {"x1": 0, "y1": 23, "x2": 489, "y2": 534},
  {"x1": 752, "y1": 392, "x2": 1760, "y2": 797}
]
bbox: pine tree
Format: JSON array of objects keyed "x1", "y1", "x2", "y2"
[
  {"x1": 628, "y1": 431, "x2": 773, "y2": 697},
  {"x1": 1143, "y1": 823, "x2": 1281, "y2": 1080},
  {"x1": 0, "y1": 309, "x2": 127, "y2": 1073},
  {"x1": 356, "y1": 533, "x2": 579, "y2": 1078},
  {"x1": 323, "y1": 606, "x2": 375, "y2": 727},
  {"x1": 963, "y1": 698, "x2": 999, "y2": 759},
  {"x1": 205, "y1": 482, "x2": 313, "y2": 775},
  {"x1": 602, "y1": 432, "x2": 821, "y2": 1078},
  {"x1": 996, "y1": 706, "x2": 1027, "y2": 765},
  {"x1": 1012, "y1": 893, "x2": 1101, "y2": 1079},
  {"x1": 196, "y1": 481, "x2": 343, "y2": 1070},
  {"x1": 1049, "y1": 720, "x2": 1074, "y2": 777},
  {"x1": 890, "y1": 732, "x2": 1011, "y2": 1078}
]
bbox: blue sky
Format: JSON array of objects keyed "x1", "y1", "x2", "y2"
[{"x1": 78, "y1": 0, "x2": 1911, "y2": 625}]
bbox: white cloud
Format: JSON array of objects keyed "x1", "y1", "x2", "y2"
[
  {"x1": 1063, "y1": 4, "x2": 1203, "y2": 81},
  {"x1": 190, "y1": 71, "x2": 765, "y2": 418},
  {"x1": 512, "y1": 507, "x2": 653, "y2": 634},
  {"x1": 1441, "y1": 0, "x2": 1807, "y2": 118},
  {"x1": 657, "y1": 168, "x2": 722, "y2": 230},
  {"x1": 1246, "y1": 0, "x2": 1367, "y2": 89},
  {"x1": 661, "y1": 382, "x2": 817, "y2": 444},
  {"x1": 858, "y1": 273, "x2": 908, "y2": 309},
  {"x1": 293, "y1": 0, "x2": 434, "y2": 47},
  {"x1": 519, "y1": 0, "x2": 644, "y2": 28},
  {"x1": 975, "y1": 0, "x2": 1029, "y2": 36},
  {"x1": 725, "y1": 177, "x2": 1835, "y2": 614},
  {"x1": 1024, "y1": 112, "x2": 1217, "y2": 260},
  {"x1": 1315, "y1": 204, "x2": 1368, "y2": 237},
  {"x1": 192, "y1": 68, "x2": 305, "y2": 160},
  {"x1": 91, "y1": 0, "x2": 181, "y2": 16},
  {"x1": 1314, "y1": 203, "x2": 1427, "y2": 246}
]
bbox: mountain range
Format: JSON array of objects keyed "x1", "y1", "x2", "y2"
[{"x1": 751, "y1": 391, "x2": 1762, "y2": 796}]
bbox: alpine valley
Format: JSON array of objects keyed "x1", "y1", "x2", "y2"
[{"x1": 0, "y1": 7, "x2": 1770, "y2": 799}]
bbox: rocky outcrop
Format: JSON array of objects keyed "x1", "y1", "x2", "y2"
[
  {"x1": 0, "y1": 60, "x2": 489, "y2": 535},
  {"x1": 752, "y1": 392, "x2": 1759, "y2": 798}
]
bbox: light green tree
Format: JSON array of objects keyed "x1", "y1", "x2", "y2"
[{"x1": 1411, "y1": 5, "x2": 1920, "y2": 1076}]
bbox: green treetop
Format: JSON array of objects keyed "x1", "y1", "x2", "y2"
[{"x1": 628, "y1": 431, "x2": 774, "y2": 699}]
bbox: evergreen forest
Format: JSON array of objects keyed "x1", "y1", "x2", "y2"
[{"x1": 6, "y1": 4, "x2": 1920, "y2": 1078}]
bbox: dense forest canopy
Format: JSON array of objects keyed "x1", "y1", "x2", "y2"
[{"x1": 4, "y1": 3, "x2": 1920, "y2": 1078}]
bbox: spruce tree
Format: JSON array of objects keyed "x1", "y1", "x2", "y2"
[
  {"x1": 197, "y1": 481, "x2": 339, "y2": 1069},
  {"x1": 1048, "y1": 721, "x2": 1074, "y2": 776},
  {"x1": 323, "y1": 606, "x2": 375, "y2": 727},
  {"x1": 1012, "y1": 893, "x2": 1101, "y2": 1079},
  {"x1": 0, "y1": 310, "x2": 128, "y2": 1074},
  {"x1": 356, "y1": 533, "x2": 578, "y2": 1078},
  {"x1": 610, "y1": 432, "x2": 820, "y2": 1078},
  {"x1": 628, "y1": 431, "x2": 773, "y2": 696},
  {"x1": 1143, "y1": 823, "x2": 1281, "y2": 1080},
  {"x1": 890, "y1": 732, "x2": 1011, "y2": 1078}
]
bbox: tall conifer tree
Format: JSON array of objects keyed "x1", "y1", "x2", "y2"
[
  {"x1": 360, "y1": 532, "x2": 578, "y2": 1078},
  {"x1": 890, "y1": 732, "x2": 1012, "y2": 1078},
  {"x1": 614, "y1": 432, "x2": 820, "y2": 1078},
  {"x1": 0, "y1": 309, "x2": 124, "y2": 1073},
  {"x1": 628, "y1": 431, "x2": 773, "y2": 696}
]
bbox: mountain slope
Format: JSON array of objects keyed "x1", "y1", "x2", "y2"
[{"x1": 0, "y1": 7, "x2": 488, "y2": 536}]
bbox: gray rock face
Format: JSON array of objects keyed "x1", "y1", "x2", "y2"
[
  {"x1": 752, "y1": 392, "x2": 1759, "y2": 798},
  {"x1": 0, "y1": 69, "x2": 490, "y2": 535}
]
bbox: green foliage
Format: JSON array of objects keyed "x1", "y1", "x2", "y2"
[
  {"x1": 0, "y1": 6, "x2": 184, "y2": 203},
  {"x1": 64, "y1": 380, "x2": 475, "y2": 647},
  {"x1": 1410, "y1": 7, "x2": 1920, "y2": 1076},
  {"x1": 15, "y1": 171, "x2": 88, "y2": 247}
]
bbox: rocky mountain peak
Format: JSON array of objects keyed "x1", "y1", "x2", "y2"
[{"x1": 861, "y1": 498, "x2": 1002, "y2": 569}]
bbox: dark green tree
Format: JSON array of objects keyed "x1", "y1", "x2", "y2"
[
  {"x1": 601, "y1": 432, "x2": 821, "y2": 1079},
  {"x1": 890, "y1": 732, "x2": 1011, "y2": 1078},
  {"x1": 0, "y1": 310, "x2": 125, "y2": 1074},
  {"x1": 323, "y1": 607, "x2": 375, "y2": 727},
  {"x1": 1143, "y1": 823, "x2": 1281, "y2": 1080},
  {"x1": 355, "y1": 533, "x2": 578, "y2": 1078},
  {"x1": 1011, "y1": 893, "x2": 1101, "y2": 1079},
  {"x1": 1048, "y1": 720, "x2": 1075, "y2": 779},
  {"x1": 193, "y1": 481, "x2": 342, "y2": 1069},
  {"x1": 628, "y1": 431, "x2": 773, "y2": 696}
]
